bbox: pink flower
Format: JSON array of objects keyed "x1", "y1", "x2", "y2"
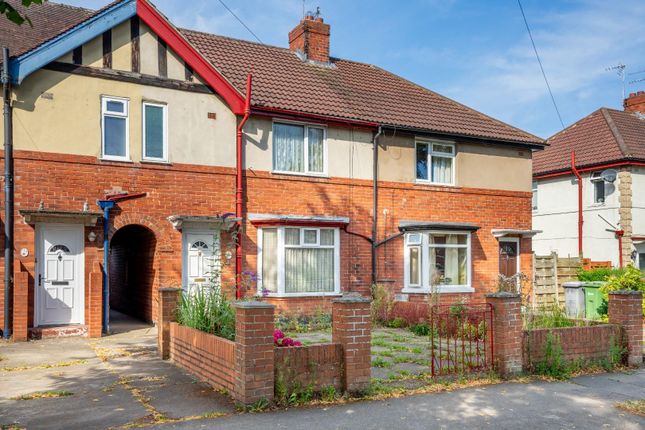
[
  {"x1": 293, "y1": 341, "x2": 302, "y2": 347},
  {"x1": 273, "y1": 329, "x2": 285, "y2": 340}
]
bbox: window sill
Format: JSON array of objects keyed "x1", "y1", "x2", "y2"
[
  {"x1": 402, "y1": 286, "x2": 474, "y2": 294},
  {"x1": 140, "y1": 159, "x2": 172, "y2": 166},
  {"x1": 99, "y1": 157, "x2": 133, "y2": 164},
  {"x1": 271, "y1": 171, "x2": 329, "y2": 179},
  {"x1": 414, "y1": 180, "x2": 456, "y2": 188},
  {"x1": 259, "y1": 292, "x2": 342, "y2": 298}
]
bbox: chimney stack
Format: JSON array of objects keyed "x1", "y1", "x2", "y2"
[
  {"x1": 288, "y1": 12, "x2": 330, "y2": 63},
  {"x1": 624, "y1": 91, "x2": 645, "y2": 114}
]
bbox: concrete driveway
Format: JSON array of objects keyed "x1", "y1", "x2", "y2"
[{"x1": 0, "y1": 313, "x2": 236, "y2": 430}]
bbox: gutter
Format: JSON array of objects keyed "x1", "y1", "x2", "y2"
[
  {"x1": 235, "y1": 74, "x2": 252, "y2": 300},
  {"x1": 534, "y1": 160, "x2": 645, "y2": 180},
  {"x1": 2, "y1": 48, "x2": 13, "y2": 339},
  {"x1": 571, "y1": 151, "x2": 583, "y2": 256}
]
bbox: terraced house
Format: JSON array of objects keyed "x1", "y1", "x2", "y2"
[{"x1": 0, "y1": 0, "x2": 544, "y2": 340}]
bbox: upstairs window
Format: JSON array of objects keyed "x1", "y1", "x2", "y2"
[
  {"x1": 591, "y1": 172, "x2": 605, "y2": 204},
  {"x1": 416, "y1": 140, "x2": 455, "y2": 185},
  {"x1": 143, "y1": 102, "x2": 168, "y2": 161},
  {"x1": 532, "y1": 181, "x2": 538, "y2": 211},
  {"x1": 273, "y1": 122, "x2": 326, "y2": 175},
  {"x1": 101, "y1": 97, "x2": 129, "y2": 160},
  {"x1": 259, "y1": 227, "x2": 340, "y2": 296}
]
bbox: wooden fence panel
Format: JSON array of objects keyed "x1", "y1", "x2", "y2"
[{"x1": 532, "y1": 253, "x2": 582, "y2": 308}]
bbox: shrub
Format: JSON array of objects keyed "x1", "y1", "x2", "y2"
[
  {"x1": 275, "y1": 308, "x2": 332, "y2": 333},
  {"x1": 410, "y1": 323, "x2": 431, "y2": 336},
  {"x1": 578, "y1": 267, "x2": 626, "y2": 282},
  {"x1": 176, "y1": 287, "x2": 235, "y2": 340},
  {"x1": 598, "y1": 265, "x2": 645, "y2": 317},
  {"x1": 524, "y1": 304, "x2": 577, "y2": 330},
  {"x1": 385, "y1": 317, "x2": 407, "y2": 328},
  {"x1": 371, "y1": 284, "x2": 395, "y2": 324}
]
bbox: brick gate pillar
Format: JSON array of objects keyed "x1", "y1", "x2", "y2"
[
  {"x1": 158, "y1": 287, "x2": 181, "y2": 359},
  {"x1": 332, "y1": 295, "x2": 372, "y2": 393},
  {"x1": 12, "y1": 271, "x2": 29, "y2": 342},
  {"x1": 233, "y1": 301, "x2": 275, "y2": 405},
  {"x1": 608, "y1": 291, "x2": 643, "y2": 367},
  {"x1": 485, "y1": 292, "x2": 523, "y2": 375}
]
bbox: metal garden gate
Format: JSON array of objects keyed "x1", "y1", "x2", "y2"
[{"x1": 430, "y1": 303, "x2": 493, "y2": 376}]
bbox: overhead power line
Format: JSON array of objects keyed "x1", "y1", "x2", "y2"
[
  {"x1": 216, "y1": 0, "x2": 264, "y2": 44},
  {"x1": 517, "y1": 0, "x2": 565, "y2": 129}
]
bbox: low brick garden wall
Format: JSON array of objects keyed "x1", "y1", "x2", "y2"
[
  {"x1": 523, "y1": 324, "x2": 621, "y2": 369},
  {"x1": 274, "y1": 343, "x2": 344, "y2": 392},
  {"x1": 158, "y1": 289, "x2": 371, "y2": 405},
  {"x1": 169, "y1": 323, "x2": 237, "y2": 394}
]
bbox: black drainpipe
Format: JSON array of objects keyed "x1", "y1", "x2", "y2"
[
  {"x1": 371, "y1": 126, "x2": 382, "y2": 286},
  {"x1": 2, "y1": 47, "x2": 14, "y2": 340}
]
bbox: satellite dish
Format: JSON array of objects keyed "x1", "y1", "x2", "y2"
[{"x1": 600, "y1": 169, "x2": 617, "y2": 183}]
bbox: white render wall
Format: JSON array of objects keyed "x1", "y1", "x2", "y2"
[{"x1": 532, "y1": 172, "x2": 622, "y2": 265}]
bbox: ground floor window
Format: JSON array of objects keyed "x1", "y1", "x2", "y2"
[
  {"x1": 258, "y1": 226, "x2": 340, "y2": 296},
  {"x1": 403, "y1": 231, "x2": 472, "y2": 293}
]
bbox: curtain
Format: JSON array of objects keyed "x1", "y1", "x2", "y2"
[
  {"x1": 308, "y1": 128, "x2": 324, "y2": 173},
  {"x1": 409, "y1": 247, "x2": 420, "y2": 285},
  {"x1": 285, "y1": 248, "x2": 334, "y2": 293},
  {"x1": 431, "y1": 155, "x2": 452, "y2": 184},
  {"x1": 274, "y1": 123, "x2": 304, "y2": 172},
  {"x1": 262, "y1": 229, "x2": 278, "y2": 292}
]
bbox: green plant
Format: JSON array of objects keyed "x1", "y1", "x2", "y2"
[
  {"x1": 176, "y1": 287, "x2": 236, "y2": 340},
  {"x1": 371, "y1": 284, "x2": 395, "y2": 325},
  {"x1": 371, "y1": 357, "x2": 392, "y2": 368},
  {"x1": 410, "y1": 323, "x2": 430, "y2": 336},
  {"x1": 385, "y1": 317, "x2": 407, "y2": 328},
  {"x1": 321, "y1": 385, "x2": 337, "y2": 402},
  {"x1": 608, "y1": 335, "x2": 627, "y2": 367},
  {"x1": 577, "y1": 267, "x2": 626, "y2": 282},
  {"x1": 534, "y1": 332, "x2": 570, "y2": 379},
  {"x1": 248, "y1": 398, "x2": 269, "y2": 412},
  {"x1": 598, "y1": 265, "x2": 645, "y2": 317},
  {"x1": 523, "y1": 304, "x2": 577, "y2": 330}
]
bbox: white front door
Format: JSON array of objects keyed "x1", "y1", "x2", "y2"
[
  {"x1": 183, "y1": 232, "x2": 219, "y2": 292},
  {"x1": 37, "y1": 224, "x2": 84, "y2": 326}
]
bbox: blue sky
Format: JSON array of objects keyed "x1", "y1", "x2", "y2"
[{"x1": 61, "y1": 0, "x2": 645, "y2": 138}]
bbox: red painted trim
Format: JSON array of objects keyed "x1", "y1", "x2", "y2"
[
  {"x1": 571, "y1": 152, "x2": 583, "y2": 256},
  {"x1": 252, "y1": 106, "x2": 379, "y2": 129},
  {"x1": 136, "y1": 0, "x2": 246, "y2": 114},
  {"x1": 535, "y1": 161, "x2": 645, "y2": 179},
  {"x1": 632, "y1": 236, "x2": 645, "y2": 241},
  {"x1": 250, "y1": 219, "x2": 349, "y2": 228},
  {"x1": 235, "y1": 75, "x2": 252, "y2": 299},
  {"x1": 106, "y1": 192, "x2": 147, "y2": 202}
]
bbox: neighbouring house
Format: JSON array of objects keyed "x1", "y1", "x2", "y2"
[
  {"x1": 0, "y1": 0, "x2": 544, "y2": 340},
  {"x1": 532, "y1": 92, "x2": 645, "y2": 269}
]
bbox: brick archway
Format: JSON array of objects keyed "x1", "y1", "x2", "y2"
[{"x1": 109, "y1": 224, "x2": 157, "y2": 323}]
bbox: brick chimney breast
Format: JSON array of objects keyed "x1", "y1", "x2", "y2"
[
  {"x1": 624, "y1": 91, "x2": 645, "y2": 114},
  {"x1": 288, "y1": 14, "x2": 330, "y2": 63}
]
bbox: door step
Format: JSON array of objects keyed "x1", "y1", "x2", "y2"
[{"x1": 30, "y1": 325, "x2": 88, "y2": 339}]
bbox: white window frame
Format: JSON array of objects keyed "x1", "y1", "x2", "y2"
[
  {"x1": 257, "y1": 226, "x2": 341, "y2": 297},
  {"x1": 590, "y1": 172, "x2": 606, "y2": 205},
  {"x1": 271, "y1": 120, "x2": 328, "y2": 177},
  {"x1": 403, "y1": 230, "x2": 473, "y2": 294},
  {"x1": 532, "y1": 181, "x2": 538, "y2": 211},
  {"x1": 142, "y1": 101, "x2": 168, "y2": 162},
  {"x1": 415, "y1": 139, "x2": 456, "y2": 186},
  {"x1": 101, "y1": 96, "x2": 130, "y2": 161}
]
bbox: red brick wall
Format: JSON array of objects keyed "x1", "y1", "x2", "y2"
[
  {"x1": 169, "y1": 322, "x2": 237, "y2": 393},
  {"x1": 523, "y1": 324, "x2": 621, "y2": 368},
  {"x1": 288, "y1": 16, "x2": 330, "y2": 63},
  {"x1": 1, "y1": 148, "x2": 532, "y2": 331},
  {"x1": 608, "y1": 291, "x2": 643, "y2": 366},
  {"x1": 275, "y1": 343, "x2": 343, "y2": 393}
]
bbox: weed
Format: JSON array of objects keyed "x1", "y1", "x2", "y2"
[
  {"x1": 321, "y1": 385, "x2": 337, "y2": 402},
  {"x1": 371, "y1": 357, "x2": 393, "y2": 368},
  {"x1": 371, "y1": 284, "x2": 395, "y2": 325},
  {"x1": 615, "y1": 400, "x2": 645, "y2": 417},
  {"x1": 534, "y1": 333, "x2": 570, "y2": 379},
  {"x1": 12, "y1": 390, "x2": 72, "y2": 400},
  {"x1": 410, "y1": 323, "x2": 431, "y2": 336},
  {"x1": 248, "y1": 398, "x2": 270, "y2": 412},
  {"x1": 385, "y1": 318, "x2": 407, "y2": 329}
]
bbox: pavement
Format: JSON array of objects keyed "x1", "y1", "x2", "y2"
[
  {"x1": 0, "y1": 314, "x2": 643, "y2": 430},
  {"x1": 0, "y1": 312, "x2": 236, "y2": 430}
]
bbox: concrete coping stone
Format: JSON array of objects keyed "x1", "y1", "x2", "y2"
[
  {"x1": 333, "y1": 293, "x2": 371, "y2": 304},
  {"x1": 485, "y1": 291, "x2": 521, "y2": 299},
  {"x1": 608, "y1": 290, "x2": 643, "y2": 296},
  {"x1": 159, "y1": 287, "x2": 182, "y2": 292},
  {"x1": 233, "y1": 300, "x2": 276, "y2": 309}
]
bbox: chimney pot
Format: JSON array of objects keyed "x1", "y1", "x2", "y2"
[{"x1": 624, "y1": 91, "x2": 645, "y2": 114}]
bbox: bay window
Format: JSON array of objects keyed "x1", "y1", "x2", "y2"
[
  {"x1": 258, "y1": 226, "x2": 340, "y2": 296},
  {"x1": 273, "y1": 122, "x2": 326, "y2": 175},
  {"x1": 404, "y1": 231, "x2": 472, "y2": 293},
  {"x1": 416, "y1": 140, "x2": 455, "y2": 185}
]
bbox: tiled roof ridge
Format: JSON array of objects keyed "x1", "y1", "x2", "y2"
[
  {"x1": 47, "y1": 1, "x2": 95, "y2": 13},
  {"x1": 366, "y1": 62, "x2": 544, "y2": 143},
  {"x1": 601, "y1": 108, "x2": 631, "y2": 158},
  {"x1": 546, "y1": 107, "x2": 605, "y2": 143}
]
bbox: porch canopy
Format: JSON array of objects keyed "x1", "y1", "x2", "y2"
[
  {"x1": 491, "y1": 229, "x2": 542, "y2": 238},
  {"x1": 398, "y1": 221, "x2": 480, "y2": 232}
]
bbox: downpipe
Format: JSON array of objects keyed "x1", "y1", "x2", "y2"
[
  {"x1": 571, "y1": 151, "x2": 583, "y2": 256},
  {"x1": 97, "y1": 200, "x2": 115, "y2": 334},
  {"x1": 2, "y1": 47, "x2": 13, "y2": 340},
  {"x1": 371, "y1": 126, "x2": 382, "y2": 286},
  {"x1": 235, "y1": 74, "x2": 252, "y2": 299}
]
